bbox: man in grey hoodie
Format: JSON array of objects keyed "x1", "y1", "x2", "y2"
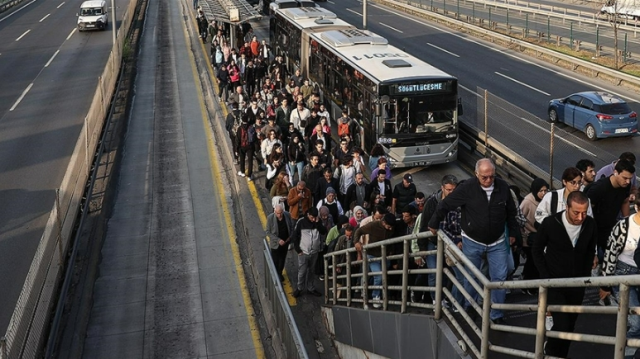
[{"x1": 292, "y1": 208, "x2": 328, "y2": 297}]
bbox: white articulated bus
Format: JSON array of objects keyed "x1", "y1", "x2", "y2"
[{"x1": 271, "y1": 6, "x2": 462, "y2": 167}]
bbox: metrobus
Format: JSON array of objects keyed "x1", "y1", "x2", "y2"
[
  {"x1": 269, "y1": 6, "x2": 354, "y2": 76},
  {"x1": 270, "y1": 8, "x2": 462, "y2": 168}
]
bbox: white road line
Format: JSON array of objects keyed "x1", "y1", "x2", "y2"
[
  {"x1": 0, "y1": 0, "x2": 36, "y2": 23},
  {"x1": 16, "y1": 30, "x2": 31, "y2": 41},
  {"x1": 39, "y1": 14, "x2": 51, "y2": 22},
  {"x1": 327, "y1": 0, "x2": 334, "y2": 3},
  {"x1": 495, "y1": 72, "x2": 550, "y2": 96},
  {"x1": 66, "y1": 28, "x2": 76, "y2": 40},
  {"x1": 45, "y1": 50, "x2": 60, "y2": 67},
  {"x1": 379, "y1": 22, "x2": 403, "y2": 33},
  {"x1": 346, "y1": 8, "x2": 362, "y2": 16},
  {"x1": 10, "y1": 83, "x2": 33, "y2": 112},
  {"x1": 370, "y1": 3, "x2": 636, "y2": 103},
  {"x1": 57, "y1": 1, "x2": 65, "y2": 8},
  {"x1": 458, "y1": 85, "x2": 597, "y2": 157},
  {"x1": 426, "y1": 43, "x2": 459, "y2": 57}
]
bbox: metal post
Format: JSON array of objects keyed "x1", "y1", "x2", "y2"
[
  {"x1": 472, "y1": 1, "x2": 475, "y2": 21},
  {"x1": 614, "y1": 284, "x2": 630, "y2": 359},
  {"x1": 431, "y1": 0, "x2": 434, "y2": 11},
  {"x1": 525, "y1": 13, "x2": 528, "y2": 35},
  {"x1": 346, "y1": 251, "x2": 352, "y2": 306},
  {"x1": 434, "y1": 234, "x2": 444, "y2": 320},
  {"x1": 325, "y1": 256, "x2": 330, "y2": 303},
  {"x1": 547, "y1": 17, "x2": 550, "y2": 43},
  {"x1": 480, "y1": 286, "x2": 492, "y2": 358},
  {"x1": 331, "y1": 255, "x2": 337, "y2": 305},
  {"x1": 111, "y1": 0, "x2": 116, "y2": 45},
  {"x1": 596, "y1": 27, "x2": 599, "y2": 57},
  {"x1": 549, "y1": 123, "x2": 555, "y2": 189},
  {"x1": 363, "y1": 0, "x2": 367, "y2": 29},
  {"x1": 401, "y1": 240, "x2": 410, "y2": 313},
  {"x1": 570, "y1": 22, "x2": 573, "y2": 48},
  {"x1": 457, "y1": 0, "x2": 460, "y2": 18},
  {"x1": 484, "y1": 89, "x2": 489, "y2": 147},
  {"x1": 1, "y1": 336, "x2": 6, "y2": 359},
  {"x1": 488, "y1": 7, "x2": 491, "y2": 26},
  {"x1": 624, "y1": 33, "x2": 628, "y2": 63},
  {"x1": 381, "y1": 246, "x2": 388, "y2": 310},
  {"x1": 534, "y1": 286, "x2": 548, "y2": 359},
  {"x1": 444, "y1": 0, "x2": 446, "y2": 14},
  {"x1": 363, "y1": 250, "x2": 370, "y2": 309},
  {"x1": 506, "y1": 6, "x2": 509, "y2": 26}
]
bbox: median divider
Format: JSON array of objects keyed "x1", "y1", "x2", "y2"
[{"x1": 0, "y1": 0, "x2": 138, "y2": 357}]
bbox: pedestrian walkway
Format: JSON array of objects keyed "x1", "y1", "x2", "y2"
[{"x1": 80, "y1": 0, "x2": 265, "y2": 357}]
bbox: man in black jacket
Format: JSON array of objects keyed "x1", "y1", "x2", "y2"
[
  {"x1": 428, "y1": 159, "x2": 518, "y2": 324},
  {"x1": 368, "y1": 169, "x2": 393, "y2": 211},
  {"x1": 532, "y1": 191, "x2": 597, "y2": 358},
  {"x1": 345, "y1": 172, "x2": 371, "y2": 212}
]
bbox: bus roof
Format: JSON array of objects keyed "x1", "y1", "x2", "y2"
[
  {"x1": 279, "y1": 7, "x2": 354, "y2": 30},
  {"x1": 310, "y1": 29, "x2": 455, "y2": 84}
]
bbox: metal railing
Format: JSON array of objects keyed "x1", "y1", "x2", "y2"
[
  {"x1": 262, "y1": 240, "x2": 309, "y2": 359},
  {"x1": 324, "y1": 230, "x2": 640, "y2": 359}
]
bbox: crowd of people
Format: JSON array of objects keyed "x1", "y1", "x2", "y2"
[{"x1": 196, "y1": 11, "x2": 639, "y2": 358}]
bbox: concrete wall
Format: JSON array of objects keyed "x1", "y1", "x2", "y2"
[{"x1": 322, "y1": 306, "x2": 471, "y2": 359}]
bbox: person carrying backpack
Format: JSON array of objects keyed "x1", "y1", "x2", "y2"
[{"x1": 234, "y1": 116, "x2": 257, "y2": 181}]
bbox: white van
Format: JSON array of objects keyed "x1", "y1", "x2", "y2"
[{"x1": 77, "y1": 0, "x2": 108, "y2": 31}]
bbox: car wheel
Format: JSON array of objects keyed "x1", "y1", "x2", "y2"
[
  {"x1": 548, "y1": 108, "x2": 558, "y2": 122},
  {"x1": 585, "y1": 124, "x2": 597, "y2": 141}
]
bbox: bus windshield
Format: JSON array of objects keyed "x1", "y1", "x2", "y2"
[{"x1": 380, "y1": 96, "x2": 455, "y2": 135}]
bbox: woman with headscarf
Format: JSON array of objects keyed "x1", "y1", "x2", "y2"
[
  {"x1": 520, "y1": 177, "x2": 550, "y2": 295},
  {"x1": 349, "y1": 205, "x2": 368, "y2": 230}
]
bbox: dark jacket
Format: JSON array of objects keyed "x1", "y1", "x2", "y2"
[
  {"x1": 301, "y1": 164, "x2": 323, "y2": 195},
  {"x1": 314, "y1": 177, "x2": 340, "y2": 204},
  {"x1": 532, "y1": 211, "x2": 597, "y2": 279},
  {"x1": 428, "y1": 177, "x2": 518, "y2": 245},
  {"x1": 393, "y1": 182, "x2": 417, "y2": 214},
  {"x1": 368, "y1": 179, "x2": 393, "y2": 208},
  {"x1": 292, "y1": 216, "x2": 328, "y2": 255},
  {"x1": 345, "y1": 182, "x2": 372, "y2": 211},
  {"x1": 354, "y1": 221, "x2": 394, "y2": 258}
]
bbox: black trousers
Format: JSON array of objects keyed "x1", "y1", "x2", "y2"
[
  {"x1": 271, "y1": 243, "x2": 288, "y2": 278},
  {"x1": 239, "y1": 146, "x2": 254, "y2": 177},
  {"x1": 545, "y1": 287, "x2": 586, "y2": 358}
]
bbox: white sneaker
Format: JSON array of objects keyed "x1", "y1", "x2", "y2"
[
  {"x1": 410, "y1": 291, "x2": 416, "y2": 303},
  {"x1": 373, "y1": 296, "x2": 381, "y2": 309},
  {"x1": 545, "y1": 314, "x2": 554, "y2": 331},
  {"x1": 247, "y1": 176, "x2": 253, "y2": 181},
  {"x1": 441, "y1": 299, "x2": 451, "y2": 309},
  {"x1": 237, "y1": 171, "x2": 245, "y2": 177}
]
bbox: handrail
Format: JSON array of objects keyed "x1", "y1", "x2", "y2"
[{"x1": 324, "y1": 229, "x2": 640, "y2": 359}]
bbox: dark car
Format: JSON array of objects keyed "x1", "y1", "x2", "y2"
[{"x1": 548, "y1": 91, "x2": 637, "y2": 141}]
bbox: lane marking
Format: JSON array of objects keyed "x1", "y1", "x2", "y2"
[
  {"x1": 458, "y1": 85, "x2": 597, "y2": 157},
  {"x1": 427, "y1": 42, "x2": 460, "y2": 57},
  {"x1": 66, "y1": 28, "x2": 76, "y2": 40},
  {"x1": 16, "y1": 29, "x2": 30, "y2": 41},
  {"x1": 346, "y1": 8, "x2": 362, "y2": 16},
  {"x1": 193, "y1": 16, "x2": 299, "y2": 306},
  {"x1": 184, "y1": 15, "x2": 266, "y2": 359},
  {"x1": 10, "y1": 83, "x2": 33, "y2": 111},
  {"x1": 39, "y1": 14, "x2": 50, "y2": 22},
  {"x1": 57, "y1": 1, "x2": 65, "y2": 8},
  {"x1": 494, "y1": 72, "x2": 550, "y2": 96},
  {"x1": 45, "y1": 50, "x2": 60, "y2": 67},
  {"x1": 369, "y1": 3, "x2": 636, "y2": 103},
  {"x1": 0, "y1": 0, "x2": 36, "y2": 23},
  {"x1": 379, "y1": 22, "x2": 403, "y2": 33},
  {"x1": 327, "y1": 0, "x2": 334, "y2": 3}
]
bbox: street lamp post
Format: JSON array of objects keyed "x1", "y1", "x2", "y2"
[
  {"x1": 363, "y1": 0, "x2": 367, "y2": 29},
  {"x1": 111, "y1": 0, "x2": 116, "y2": 45}
]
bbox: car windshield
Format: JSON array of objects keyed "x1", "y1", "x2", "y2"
[
  {"x1": 81, "y1": 7, "x2": 102, "y2": 16},
  {"x1": 596, "y1": 103, "x2": 632, "y2": 115}
]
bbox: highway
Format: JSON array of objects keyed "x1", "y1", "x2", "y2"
[
  {"x1": 323, "y1": 0, "x2": 640, "y2": 178},
  {"x1": 0, "y1": 0, "x2": 129, "y2": 336}
]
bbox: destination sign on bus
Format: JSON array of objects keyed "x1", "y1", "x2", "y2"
[{"x1": 391, "y1": 81, "x2": 451, "y2": 95}]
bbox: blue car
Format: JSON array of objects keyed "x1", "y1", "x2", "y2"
[{"x1": 548, "y1": 91, "x2": 638, "y2": 141}]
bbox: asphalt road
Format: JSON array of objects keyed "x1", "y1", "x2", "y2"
[
  {"x1": 0, "y1": 0, "x2": 128, "y2": 335},
  {"x1": 324, "y1": 0, "x2": 639, "y2": 178}
]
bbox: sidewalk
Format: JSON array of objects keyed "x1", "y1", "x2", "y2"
[{"x1": 80, "y1": 0, "x2": 266, "y2": 357}]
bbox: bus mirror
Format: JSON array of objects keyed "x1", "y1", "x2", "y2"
[
  {"x1": 457, "y1": 98, "x2": 464, "y2": 116},
  {"x1": 380, "y1": 95, "x2": 390, "y2": 104}
]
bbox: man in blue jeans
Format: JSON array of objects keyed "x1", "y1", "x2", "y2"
[
  {"x1": 428, "y1": 159, "x2": 518, "y2": 325},
  {"x1": 355, "y1": 213, "x2": 397, "y2": 308}
]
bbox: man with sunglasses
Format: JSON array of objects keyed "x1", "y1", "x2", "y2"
[{"x1": 428, "y1": 158, "x2": 518, "y2": 325}]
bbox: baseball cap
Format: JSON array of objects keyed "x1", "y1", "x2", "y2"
[{"x1": 403, "y1": 173, "x2": 413, "y2": 183}]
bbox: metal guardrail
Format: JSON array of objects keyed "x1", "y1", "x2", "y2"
[
  {"x1": 378, "y1": 0, "x2": 640, "y2": 90},
  {"x1": 0, "y1": 0, "x2": 28, "y2": 14},
  {"x1": 262, "y1": 240, "x2": 310, "y2": 359},
  {"x1": 0, "y1": 0, "x2": 138, "y2": 357},
  {"x1": 324, "y1": 230, "x2": 640, "y2": 359}
]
